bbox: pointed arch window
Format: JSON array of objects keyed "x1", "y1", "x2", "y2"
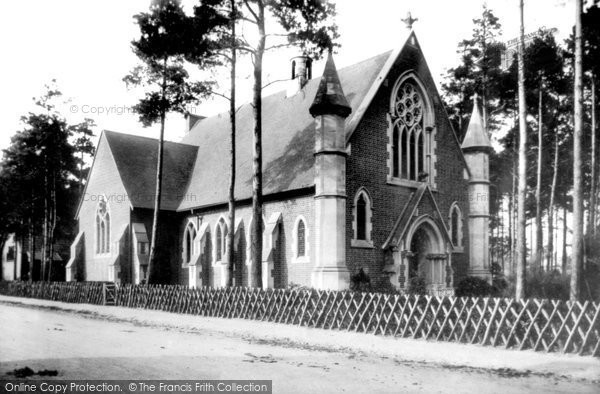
[
  {"x1": 297, "y1": 220, "x2": 306, "y2": 257},
  {"x1": 215, "y1": 218, "x2": 228, "y2": 263},
  {"x1": 292, "y1": 216, "x2": 310, "y2": 263},
  {"x1": 449, "y1": 203, "x2": 463, "y2": 251},
  {"x1": 95, "y1": 197, "x2": 110, "y2": 255},
  {"x1": 388, "y1": 74, "x2": 435, "y2": 186},
  {"x1": 352, "y1": 189, "x2": 374, "y2": 248},
  {"x1": 183, "y1": 222, "x2": 197, "y2": 265}
]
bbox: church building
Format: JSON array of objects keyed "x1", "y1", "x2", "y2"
[{"x1": 66, "y1": 28, "x2": 492, "y2": 294}]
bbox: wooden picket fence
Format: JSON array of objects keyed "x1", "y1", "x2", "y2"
[{"x1": 1, "y1": 282, "x2": 598, "y2": 357}]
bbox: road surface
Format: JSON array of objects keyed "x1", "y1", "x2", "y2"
[{"x1": 0, "y1": 301, "x2": 598, "y2": 393}]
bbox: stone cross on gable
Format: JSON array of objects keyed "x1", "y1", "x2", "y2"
[
  {"x1": 402, "y1": 12, "x2": 418, "y2": 30},
  {"x1": 472, "y1": 92, "x2": 479, "y2": 105}
]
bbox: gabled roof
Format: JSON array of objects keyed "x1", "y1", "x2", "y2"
[
  {"x1": 104, "y1": 131, "x2": 198, "y2": 211},
  {"x1": 382, "y1": 184, "x2": 452, "y2": 250},
  {"x1": 87, "y1": 30, "x2": 468, "y2": 213},
  {"x1": 178, "y1": 50, "x2": 392, "y2": 211}
]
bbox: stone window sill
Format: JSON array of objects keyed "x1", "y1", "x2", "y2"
[
  {"x1": 351, "y1": 239, "x2": 374, "y2": 249},
  {"x1": 387, "y1": 177, "x2": 437, "y2": 191},
  {"x1": 293, "y1": 256, "x2": 310, "y2": 264}
]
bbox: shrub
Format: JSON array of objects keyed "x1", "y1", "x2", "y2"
[
  {"x1": 350, "y1": 268, "x2": 372, "y2": 292},
  {"x1": 455, "y1": 276, "x2": 494, "y2": 297},
  {"x1": 407, "y1": 276, "x2": 427, "y2": 295},
  {"x1": 497, "y1": 268, "x2": 571, "y2": 301}
]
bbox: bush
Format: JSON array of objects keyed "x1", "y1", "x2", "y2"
[
  {"x1": 526, "y1": 268, "x2": 570, "y2": 300},
  {"x1": 350, "y1": 268, "x2": 372, "y2": 292},
  {"x1": 455, "y1": 276, "x2": 494, "y2": 297},
  {"x1": 407, "y1": 276, "x2": 427, "y2": 295},
  {"x1": 496, "y1": 268, "x2": 571, "y2": 301}
]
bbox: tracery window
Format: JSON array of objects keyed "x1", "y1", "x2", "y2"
[{"x1": 389, "y1": 75, "x2": 434, "y2": 185}]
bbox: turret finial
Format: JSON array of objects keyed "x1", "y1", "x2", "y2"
[{"x1": 402, "y1": 12, "x2": 418, "y2": 30}]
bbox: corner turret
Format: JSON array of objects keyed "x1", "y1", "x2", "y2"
[
  {"x1": 462, "y1": 94, "x2": 492, "y2": 283},
  {"x1": 310, "y1": 51, "x2": 352, "y2": 290}
]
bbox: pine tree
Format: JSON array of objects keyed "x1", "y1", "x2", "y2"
[
  {"x1": 125, "y1": 0, "x2": 217, "y2": 283},
  {"x1": 571, "y1": 0, "x2": 584, "y2": 301},
  {"x1": 515, "y1": 0, "x2": 528, "y2": 300}
]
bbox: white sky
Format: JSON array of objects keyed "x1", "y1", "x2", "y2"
[{"x1": 0, "y1": 0, "x2": 576, "y2": 153}]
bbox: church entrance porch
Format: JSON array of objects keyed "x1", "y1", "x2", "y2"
[{"x1": 385, "y1": 215, "x2": 454, "y2": 296}]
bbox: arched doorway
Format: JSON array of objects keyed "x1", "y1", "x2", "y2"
[{"x1": 406, "y1": 218, "x2": 447, "y2": 289}]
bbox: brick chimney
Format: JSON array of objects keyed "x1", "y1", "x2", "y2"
[
  {"x1": 287, "y1": 54, "x2": 312, "y2": 96},
  {"x1": 185, "y1": 113, "x2": 205, "y2": 134}
]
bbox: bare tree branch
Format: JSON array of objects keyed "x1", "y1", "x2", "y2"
[
  {"x1": 265, "y1": 43, "x2": 293, "y2": 52},
  {"x1": 262, "y1": 78, "x2": 288, "y2": 90},
  {"x1": 207, "y1": 89, "x2": 231, "y2": 102},
  {"x1": 243, "y1": 0, "x2": 259, "y2": 23}
]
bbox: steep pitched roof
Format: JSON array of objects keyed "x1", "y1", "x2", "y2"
[
  {"x1": 90, "y1": 31, "x2": 467, "y2": 213},
  {"x1": 461, "y1": 94, "x2": 492, "y2": 152},
  {"x1": 104, "y1": 131, "x2": 198, "y2": 211},
  {"x1": 178, "y1": 50, "x2": 391, "y2": 211}
]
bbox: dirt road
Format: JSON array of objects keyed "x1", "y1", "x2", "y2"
[{"x1": 0, "y1": 300, "x2": 598, "y2": 393}]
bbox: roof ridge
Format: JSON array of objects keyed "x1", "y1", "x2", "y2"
[
  {"x1": 187, "y1": 50, "x2": 394, "y2": 134},
  {"x1": 104, "y1": 129, "x2": 198, "y2": 148}
]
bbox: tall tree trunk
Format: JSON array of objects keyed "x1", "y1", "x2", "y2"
[
  {"x1": 42, "y1": 156, "x2": 49, "y2": 282},
  {"x1": 590, "y1": 76, "x2": 597, "y2": 235},
  {"x1": 562, "y1": 205, "x2": 568, "y2": 273},
  {"x1": 147, "y1": 57, "x2": 168, "y2": 285},
  {"x1": 250, "y1": 0, "x2": 265, "y2": 288},
  {"x1": 535, "y1": 83, "x2": 543, "y2": 270},
  {"x1": 509, "y1": 155, "x2": 516, "y2": 274},
  {"x1": 547, "y1": 130, "x2": 559, "y2": 270},
  {"x1": 48, "y1": 168, "x2": 57, "y2": 281},
  {"x1": 571, "y1": 0, "x2": 584, "y2": 301},
  {"x1": 225, "y1": 0, "x2": 237, "y2": 287},
  {"x1": 500, "y1": 201, "x2": 505, "y2": 273},
  {"x1": 28, "y1": 205, "x2": 34, "y2": 282},
  {"x1": 515, "y1": 0, "x2": 528, "y2": 300}
]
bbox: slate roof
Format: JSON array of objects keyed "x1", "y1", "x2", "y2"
[
  {"x1": 178, "y1": 50, "x2": 391, "y2": 211},
  {"x1": 104, "y1": 131, "x2": 198, "y2": 211}
]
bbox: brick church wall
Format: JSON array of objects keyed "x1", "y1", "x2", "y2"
[{"x1": 346, "y1": 43, "x2": 470, "y2": 289}]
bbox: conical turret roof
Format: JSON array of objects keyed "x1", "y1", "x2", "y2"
[
  {"x1": 309, "y1": 51, "x2": 352, "y2": 118},
  {"x1": 461, "y1": 94, "x2": 492, "y2": 152}
]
